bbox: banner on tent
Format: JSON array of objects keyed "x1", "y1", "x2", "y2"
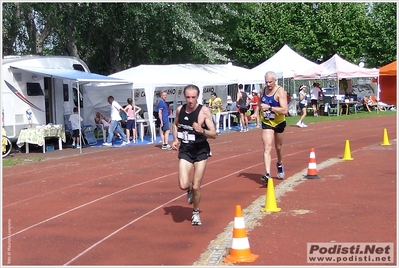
[{"x1": 133, "y1": 85, "x2": 227, "y2": 107}]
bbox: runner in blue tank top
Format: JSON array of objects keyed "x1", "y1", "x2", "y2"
[
  {"x1": 172, "y1": 84, "x2": 217, "y2": 226},
  {"x1": 251, "y1": 71, "x2": 288, "y2": 186}
]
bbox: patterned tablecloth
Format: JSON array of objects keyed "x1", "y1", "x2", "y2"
[{"x1": 17, "y1": 125, "x2": 66, "y2": 148}]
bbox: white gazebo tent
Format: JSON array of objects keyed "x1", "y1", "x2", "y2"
[
  {"x1": 250, "y1": 44, "x2": 319, "y2": 88},
  {"x1": 109, "y1": 63, "x2": 261, "y2": 142},
  {"x1": 294, "y1": 53, "x2": 379, "y2": 114}
]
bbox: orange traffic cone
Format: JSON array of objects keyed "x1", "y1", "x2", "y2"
[
  {"x1": 224, "y1": 205, "x2": 258, "y2": 263},
  {"x1": 261, "y1": 178, "x2": 281, "y2": 212},
  {"x1": 305, "y1": 148, "x2": 320, "y2": 179},
  {"x1": 381, "y1": 128, "x2": 391, "y2": 146}
]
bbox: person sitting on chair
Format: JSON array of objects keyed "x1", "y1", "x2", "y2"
[
  {"x1": 94, "y1": 111, "x2": 121, "y2": 138},
  {"x1": 363, "y1": 95, "x2": 383, "y2": 112}
]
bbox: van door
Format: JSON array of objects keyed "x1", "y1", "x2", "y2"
[{"x1": 44, "y1": 77, "x2": 64, "y2": 125}]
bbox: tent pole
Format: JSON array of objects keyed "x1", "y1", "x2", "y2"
[{"x1": 77, "y1": 83, "x2": 82, "y2": 154}]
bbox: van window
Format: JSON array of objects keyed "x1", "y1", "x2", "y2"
[
  {"x1": 26, "y1": 83, "x2": 44, "y2": 96},
  {"x1": 73, "y1": 64, "x2": 85, "y2": 72}
]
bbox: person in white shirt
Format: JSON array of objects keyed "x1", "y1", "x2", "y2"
[
  {"x1": 310, "y1": 82, "x2": 323, "y2": 116},
  {"x1": 103, "y1": 96, "x2": 129, "y2": 147},
  {"x1": 296, "y1": 85, "x2": 308, "y2": 128},
  {"x1": 69, "y1": 107, "x2": 83, "y2": 149}
]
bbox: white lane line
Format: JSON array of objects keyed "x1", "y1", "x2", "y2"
[{"x1": 2, "y1": 172, "x2": 177, "y2": 240}]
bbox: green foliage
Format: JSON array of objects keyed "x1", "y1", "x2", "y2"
[{"x1": 2, "y1": 2, "x2": 397, "y2": 73}]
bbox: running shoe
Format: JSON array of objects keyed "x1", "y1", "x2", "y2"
[
  {"x1": 76, "y1": 145, "x2": 81, "y2": 149},
  {"x1": 261, "y1": 173, "x2": 271, "y2": 185},
  {"x1": 301, "y1": 122, "x2": 308, "y2": 128},
  {"x1": 296, "y1": 121, "x2": 302, "y2": 127},
  {"x1": 121, "y1": 141, "x2": 129, "y2": 146},
  {"x1": 276, "y1": 162, "x2": 285, "y2": 180},
  {"x1": 192, "y1": 209, "x2": 202, "y2": 226},
  {"x1": 162, "y1": 144, "x2": 172, "y2": 150},
  {"x1": 103, "y1": 142, "x2": 112, "y2": 147}
]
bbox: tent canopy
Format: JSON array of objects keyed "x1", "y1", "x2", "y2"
[
  {"x1": 109, "y1": 63, "x2": 261, "y2": 143},
  {"x1": 109, "y1": 63, "x2": 261, "y2": 87},
  {"x1": 293, "y1": 54, "x2": 379, "y2": 80},
  {"x1": 379, "y1": 61, "x2": 397, "y2": 76},
  {"x1": 10, "y1": 66, "x2": 131, "y2": 84},
  {"x1": 250, "y1": 44, "x2": 319, "y2": 79}
]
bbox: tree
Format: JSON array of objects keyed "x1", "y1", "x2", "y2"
[{"x1": 364, "y1": 2, "x2": 397, "y2": 67}]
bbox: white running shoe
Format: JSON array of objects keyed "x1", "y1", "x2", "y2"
[
  {"x1": 192, "y1": 210, "x2": 202, "y2": 226},
  {"x1": 103, "y1": 142, "x2": 112, "y2": 147},
  {"x1": 276, "y1": 163, "x2": 285, "y2": 180},
  {"x1": 296, "y1": 122, "x2": 302, "y2": 127},
  {"x1": 121, "y1": 141, "x2": 129, "y2": 146},
  {"x1": 301, "y1": 122, "x2": 308, "y2": 128}
]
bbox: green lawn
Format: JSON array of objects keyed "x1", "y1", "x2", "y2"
[{"x1": 284, "y1": 109, "x2": 396, "y2": 126}]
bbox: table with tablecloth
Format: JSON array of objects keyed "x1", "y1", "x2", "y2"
[{"x1": 16, "y1": 124, "x2": 66, "y2": 153}]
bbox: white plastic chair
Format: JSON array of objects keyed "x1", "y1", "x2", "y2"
[
  {"x1": 143, "y1": 112, "x2": 151, "y2": 135},
  {"x1": 95, "y1": 124, "x2": 107, "y2": 142}
]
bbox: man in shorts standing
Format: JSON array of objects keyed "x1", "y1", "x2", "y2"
[
  {"x1": 252, "y1": 71, "x2": 288, "y2": 186},
  {"x1": 237, "y1": 84, "x2": 249, "y2": 132},
  {"x1": 172, "y1": 84, "x2": 217, "y2": 226},
  {"x1": 158, "y1": 91, "x2": 172, "y2": 150}
]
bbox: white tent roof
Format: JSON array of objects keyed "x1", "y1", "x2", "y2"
[
  {"x1": 109, "y1": 63, "x2": 261, "y2": 87},
  {"x1": 294, "y1": 54, "x2": 379, "y2": 80},
  {"x1": 109, "y1": 63, "x2": 261, "y2": 143},
  {"x1": 250, "y1": 44, "x2": 318, "y2": 79}
]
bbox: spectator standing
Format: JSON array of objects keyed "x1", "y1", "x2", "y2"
[
  {"x1": 296, "y1": 85, "x2": 308, "y2": 128},
  {"x1": 250, "y1": 89, "x2": 260, "y2": 128},
  {"x1": 252, "y1": 71, "x2": 288, "y2": 185},
  {"x1": 171, "y1": 84, "x2": 217, "y2": 226},
  {"x1": 237, "y1": 84, "x2": 249, "y2": 132},
  {"x1": 69, "y1": 107, "x2": 83, "y2": 149},
  {"x1": 124, "y1": 97, "x2": 142, "y2": 143},
  {"x1": 157, "y1": 91, "x2": 172, "y2": 150},
  {"x1": 310, "y1": 82, "x2": 323, "y2": 116},
  {"x1": 208, "y1": 92, "x2": 222, "y2": 135},
  {"x1": 103, "y1": 96, "x2": 129, "y2": 147},
  {"x1": 153, "y1": 92, "x2": 161, "y2": 129}
]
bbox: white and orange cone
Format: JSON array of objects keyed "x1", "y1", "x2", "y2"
[
  {"x1": 305, "y1": 148, "x2": 320, "y2": 179},
  {"x1": 224, "y1": 205, "x2": 258, "y2": 263}
]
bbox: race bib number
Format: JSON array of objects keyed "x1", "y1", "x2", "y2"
[
  {"x1": 178, "y1": 131, "x2": 196, "y2": 143},
  {"x1": 263, "y1": 111, "x2": 276, "y2": 120}
]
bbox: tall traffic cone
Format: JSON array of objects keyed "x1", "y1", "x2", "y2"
[
  {"x1": 224, "y1": 205, "x2": 258, "y2": 263},
  {"x1": 261, "y1": 178, "x2": 281, "y2": 212},
  {"x1": 342, "y1": 140, "x2": 353, "y2": 160},
  {"x1": 305, "y1": 148, "x2": 320, "y2": 179},
  {"x1": 381, "y1": 128, "x2": 391, "y2": 146}
]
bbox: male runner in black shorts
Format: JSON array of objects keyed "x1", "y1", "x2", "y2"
[{"x1": 172, "y1": 84, "x2": 217, "y2": 226}]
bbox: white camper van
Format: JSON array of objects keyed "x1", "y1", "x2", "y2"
[{"x1": 1, "y1": 55, "x2": 132, "y2": 141}]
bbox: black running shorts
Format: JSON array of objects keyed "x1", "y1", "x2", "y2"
[{"x1": 178, "y1": 141, "x2": 211, "y2": 163}]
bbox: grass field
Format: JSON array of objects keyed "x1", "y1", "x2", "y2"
[{"x1": 284, "y1": 109, "x2": 396, "y2": 125}]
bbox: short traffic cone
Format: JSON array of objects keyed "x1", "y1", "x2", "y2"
[
  {"x1": 305, "y1": 148, "x2": 320, "y2": 179},
  {"x1": 342, "y1": 140, "x2": 353, "y2": 160},
  {"x1": 261, "y1": 178, "x2": 281, "y2": 212},
  {"x1": 381, "y1": 128, "x2": 391, "y2": 146},
  {"x1": 224, "y1": 205, "x2": 258, "y2": 263}
]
